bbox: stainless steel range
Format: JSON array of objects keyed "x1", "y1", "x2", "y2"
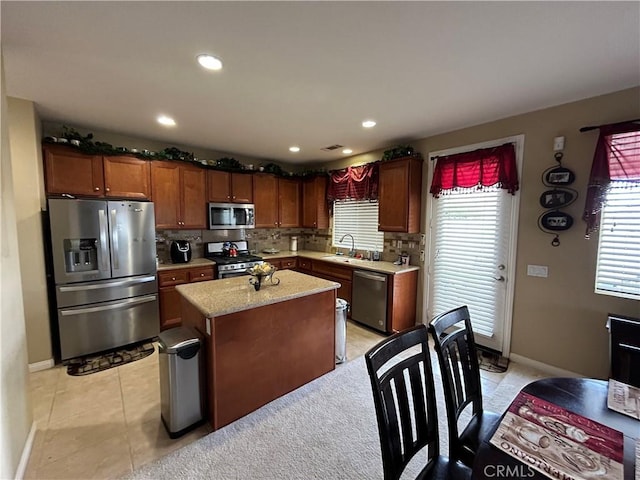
[{"x1": 205, "y1": 241, "x2": 263, "y2": 278}]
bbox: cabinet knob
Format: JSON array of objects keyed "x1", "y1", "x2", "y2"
[
  {"x1": 171, "y1": 277, "x2": 176, "y2": 281},
  {"x1": 94, "y1": 187, "x2": 100, "y2": 191},
  {"x1": 227, "y1": 196, "x2": 230, "y2": 199},
  {"x1": 105, "y1": 187, "x2": 110, "y2": 192},
  {"x1": 200, "y1": 273, "x2": 205, "y2": 277},
  {"x1": 232, "y1": 196, "x2": 236, "y2": 200}
]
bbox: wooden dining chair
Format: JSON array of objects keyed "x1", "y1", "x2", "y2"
[
  {"x1": 365, "y1": 325, "x2": 471, "y2": 480},
  {"x1": 428, "y1": 306, "x2": 501, "y2": 467}
]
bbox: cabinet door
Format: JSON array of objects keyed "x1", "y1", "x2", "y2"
[
  {"x1": 253, "y1": 174, "x2": 279, "y2": 228},
  {"x1": 44, "y1": 145, "x2": 104, "y2": 197},
  {"x1": 278, "y1": 178, "x2": 301, "y2": 227},
  {"x1": 151, "y1": 162, "x2": 181, "y2": 229},
  {"x1": 231, "y1": 173, "x2": 253, "y2": 203},
  {"x1": 279, "y1": 257, "x2": 297, "y2": 270},
  {"x1": 207, "y1": 170, "x2": 232, "y2": 202},
  {"x1": 302, "y1": 176, "x2": 329, "y2": 228},
  {"x1": 103, "y1": 156, "x2": 151, "y2": 199},
  {"x1": 159, "y1": 286, "x2": 183, "y2": 330},
  {"x1": 188, "y1": 266, "x2": 215, "y2": 282},
  {"x1": 378, "y1": 160, "x2": 410, "y2": 232},
  {"x1": 378, "y1": 157, "x2": 422, "y2": 233},
  {"x1": 181, "y1": 166, "x2": 207, "y2": 228}
]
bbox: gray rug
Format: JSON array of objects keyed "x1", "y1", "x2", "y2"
[{"x1": 123, "y1": 356, "x2": 546, "y2": 480}]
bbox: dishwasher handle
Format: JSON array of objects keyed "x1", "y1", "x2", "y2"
[{"x1": 354, "y1": 270, "x2": 387, "y2": 282}]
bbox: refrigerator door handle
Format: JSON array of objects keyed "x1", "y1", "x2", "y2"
[
  {"x1": 98, "y1": 209, "x2": 109, "y2": 271},
  {"x1": 58, "y1": 275, "x2": 157, "y2": 292},
  {"x1": 354, "y1": 271, "x2": 387, "y2": 282},
  {"x1": 110, "y1": 208, "x2": 119, "y2": 270},
  {"x1": 60, "y1": 295, "x2": 157, "y2": 316}
]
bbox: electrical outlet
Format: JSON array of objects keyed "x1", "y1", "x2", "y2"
[
  {"x1": 397, "y1": 240, "x2": 403, "y2": 249},
  {"x1": 420, "y1": 234, "x2": 426, "y2": 245},
  {"x1": 420, "y1": 250, "x2": 425, "y2": 262}
]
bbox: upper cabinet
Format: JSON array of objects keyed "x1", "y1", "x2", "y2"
[
  {"x1": 43, "y1": 145, "x2": 151, "y2": 199},
  {"x1": 207, "y1": 170, "x2": 253, "y2": 203},
  {"x1": 378, "y1": 155, "x2": 423, "y2": 233},
  {"x1": 253, "y1": 174, "x2": 301, "y2": 228},
  {"x1": 151, "y1": 161, "x2": 206, "y2": 229},
  {"x1": 302, "y1": 176, "x2": 329, "y2": 229}
]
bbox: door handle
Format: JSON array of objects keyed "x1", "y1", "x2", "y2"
[
  {"x1": 58, "y1": 275, "x2": 156, "y2": 292},
  {"x1": 493, "y1": 275, "x2": 505, "y2": 282},
  {"x1": 354, "y1": 271, "x2": 387, "y2": 282},
  {"x1": 110, "y1": 209, "x2": 119, "y2": 269},
  {"x1": 60, "y1": 295, "x2": 157, "y2": 316},
  {"x1": 98, "y1": 209, "x2": 109, "y2": 271}
]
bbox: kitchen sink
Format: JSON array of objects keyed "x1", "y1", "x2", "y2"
[{"x1": 321, "y1": 255, "x2": 365, "y2": 264}]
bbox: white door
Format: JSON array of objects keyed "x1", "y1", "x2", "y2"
[{"x1": 426, "y1": 136, "x2": 523, "y2": 354}]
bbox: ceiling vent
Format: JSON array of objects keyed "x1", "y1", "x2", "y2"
[{"x1": 321, "y1": 144, "x2": 344, "y2": 152}]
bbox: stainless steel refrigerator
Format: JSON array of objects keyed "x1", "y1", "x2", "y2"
[{"x1": 48, "y1": 198, "x2": 159, "y2": 360}]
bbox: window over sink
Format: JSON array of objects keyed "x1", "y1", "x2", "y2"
[{"x1": 332, "y1": 200, "x2": 384, "y2": 252}]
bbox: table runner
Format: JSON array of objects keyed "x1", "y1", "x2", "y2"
[{"x1": 490, "y1": 391, "x2": 624, "y2": 480}]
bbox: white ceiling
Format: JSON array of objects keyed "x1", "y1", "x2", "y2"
[{"x1": 2, "y1": 2, "x2": 639, "y2": 164}]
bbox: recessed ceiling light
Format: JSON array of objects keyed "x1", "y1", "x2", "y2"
[
  {"x1": 157, "y1": 115, "x2": 176, "y2": 127},
  {"x1": 197, "y1": 54, "x2": 223, "y2": 71},
  {"x1": 342, "y1": 148, "x2": 353, "y2": 154},
  {"x1": 362, "y1": 120, "x2": 377, "y2": 128},
  {"x1": 289, "y1": 146, "x2": 301, "y2": 153}
]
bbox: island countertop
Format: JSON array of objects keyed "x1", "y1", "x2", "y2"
[{"x1": 176, "y1": 269, "x2": 340, "y2": 318}]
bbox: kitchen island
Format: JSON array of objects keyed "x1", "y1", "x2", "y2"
[{"x1": 176, "y1": 270, "x2": 340, "y2": 430}]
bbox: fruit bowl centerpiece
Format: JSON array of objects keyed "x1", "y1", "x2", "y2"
[{"x1": 247, "y1": 262, "x2": 280, "y2": 291}]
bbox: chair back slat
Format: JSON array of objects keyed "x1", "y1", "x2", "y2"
[{"x1": 365, "y1": 325, "x2": 439, "y2": 480}]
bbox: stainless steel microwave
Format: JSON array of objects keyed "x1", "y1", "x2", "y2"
[{"x1": 208, "y1": 203, "x2": 255, "y2": 230}]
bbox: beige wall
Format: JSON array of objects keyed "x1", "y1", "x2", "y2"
[
  {"x1": 9, "y1": 98, "x2": 52, "y2": 364},
  {"x1": 0, "y1": 54, "x2": 33, "y2": 480},
  {"x1": 320, "y1": 87, "x2": 640, "y2": 378}
]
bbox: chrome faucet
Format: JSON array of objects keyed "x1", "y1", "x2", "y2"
[{"x1": 339, "y1": 234, "x2": 356, "y2": 257}]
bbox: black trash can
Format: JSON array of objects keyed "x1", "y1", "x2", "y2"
[{"x1": 158, "y1": 326, "x2": 204, "y2": 438}]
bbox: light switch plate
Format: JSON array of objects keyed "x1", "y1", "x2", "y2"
[{"x1": 527, "y1": 265, "x2": 548, "y2": 278}]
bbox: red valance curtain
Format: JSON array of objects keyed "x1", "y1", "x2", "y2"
[
  {"x1": 327, "y1": 163, "x2": 379, "y2": 201},
  {"x1": 583, "y1": 121, "x2": 640, "y2": 238},
  {"x1": 429, "y1": 143, "x2": 518, "y2": 197}
]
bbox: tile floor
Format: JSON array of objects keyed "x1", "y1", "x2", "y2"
[{"x1": 23, "y1": 321, "x2": 523, "y2": 479}]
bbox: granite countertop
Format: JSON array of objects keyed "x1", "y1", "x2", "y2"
[
  {"x1": 157, "y1": 258, "x2": 216, "y2": 272},
  {"x1": 260, "y1": 250, "x2": 420, "y2": 275},
  {"x1": 176, "y1": 269, "x2": 340, "y2": 318}
]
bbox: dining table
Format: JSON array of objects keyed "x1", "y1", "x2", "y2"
[{"x1": 472, "y1": 377, "x2": 640, "y2": 479}]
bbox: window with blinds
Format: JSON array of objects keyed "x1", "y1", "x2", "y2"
[
  {"x1": 595, "y1": 181, "x2": 640, "y2": 300},
  {"x1": 431, "y1": 186, "x2": 510, "y2": 339},
  {"x1": 332, "y1": 200, "x2": 384, "y2": 252}
]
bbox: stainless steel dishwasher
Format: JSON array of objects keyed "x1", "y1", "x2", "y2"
[{"x1": 352, "y1": 270, "x2": 388, "y2": 333}]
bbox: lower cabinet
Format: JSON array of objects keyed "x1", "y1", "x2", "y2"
[
  {"x1": 295, "y1": 257, "x2": 418, "y2": 332},
  {"x1": 158, "y1": 265, "x2": 215, "y2": 330},
  {"x1": 270, "y1": 257, "x2": 298, "y2": 270}
]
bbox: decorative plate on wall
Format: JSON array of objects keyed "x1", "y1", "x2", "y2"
[
  {"x1": 539, "y1": 210, "x2": 574, "y2": 231},
  {"x1": 539, "y1": 188, "x2": 577, "y2": 208},
  {"x1": 543, "y1": 166, "x2": 576, "y2": 186}
]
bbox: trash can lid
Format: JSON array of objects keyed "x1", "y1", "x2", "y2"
[
  {"x1": 158, "y1": 326, "x2": 201, "y2": 354},
  {"x1": 336, "y1": 298, "x2": 348, "y2": 309}
]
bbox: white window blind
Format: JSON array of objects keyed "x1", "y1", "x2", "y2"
[
  {"x1": 431, "y1": 187, "x2": 509, "y2": 338},
  {"x1": 595, "y1": 181, "x2": 640, "y2": 300},
  {"x1": 332, "y1": 200, "x2": 384, "y2": 252}
]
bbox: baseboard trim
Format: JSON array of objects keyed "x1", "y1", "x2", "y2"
[
  {"x1": 15, "y1": 422, "x2": 36, "y2": 479},
  {"x1": 28, "y1": 359, "x2": 54, "y2": 373},
  {"x1": 509, "y1": 353, "x2": 584, "y2": 378}
]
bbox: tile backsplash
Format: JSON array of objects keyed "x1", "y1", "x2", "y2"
[{"x1": 156, "y1": 228, "x2": 424, "y2": 266}]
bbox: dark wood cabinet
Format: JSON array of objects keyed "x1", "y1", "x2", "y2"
[
  {"x1": 310, "y1": 260, "x2": 353, "y2": 307},
  {"x1": 378, "y1": 155, "x2": 423, "y2": 233},
  {"x1": 387, "y1": 270, "x2": 419, "y2": 333},
  {"x1": 271, "y1": 257, "x2": 297, "y2": 270},
  {"x1": 253, "y1": 174, "x2": 300, "y2": 228},
  {"x1": 302, "y1": 176, "x2": 329, "y2": 229},
  {"x1": 43, "y1": 145, "x2": 150, "y2": 199},
  {"x1": 158, "y1": 265, "x2": 214, "y2": 330},
  {"x1": 151, "y1": 161, "x2": 206, "y2": 229},
  {"x1": 207, "y1": 170, "x2": 253, "y2": 203}
]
